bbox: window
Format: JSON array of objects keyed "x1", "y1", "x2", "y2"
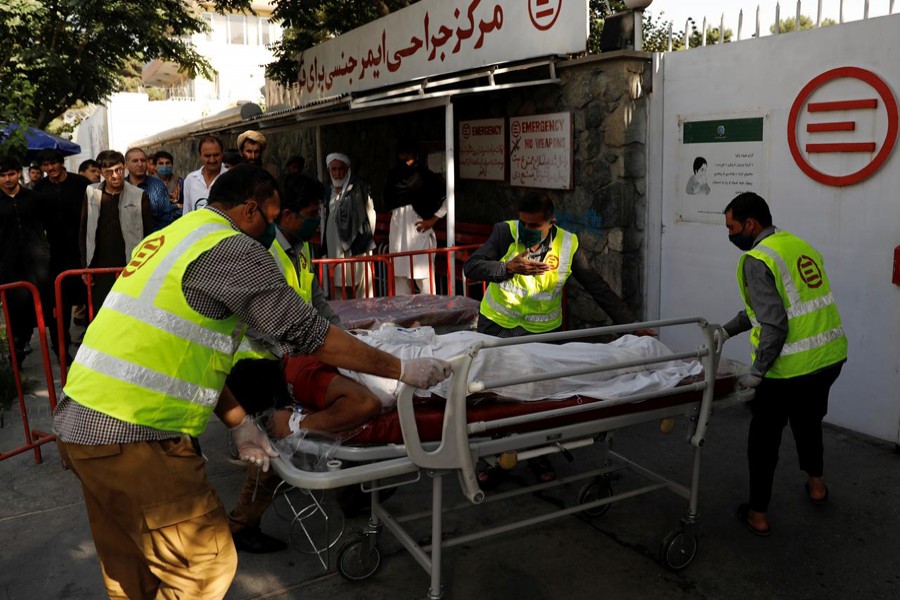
[
  {"x1": 260, "y1": 19, "x2": 270, "y2": 45},
  {"x1": 228, "y1": 14, "x2": 245, "y2": 45}
]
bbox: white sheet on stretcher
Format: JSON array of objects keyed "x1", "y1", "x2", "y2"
[{"x1": 339, "y1": 327, "x2": 702, "y2": 409}]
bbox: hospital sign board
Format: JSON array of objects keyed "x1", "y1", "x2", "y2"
[{"x1": 294, "y1": 0, "x2": 589, "y2": 104}]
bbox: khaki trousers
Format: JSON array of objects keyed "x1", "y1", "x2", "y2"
[
  {"x1": 229, "y1": 465, "x2": 282, "y2": 531},
  {"x1": 57, "y1": 436, "x2": 237, "y2": 600}
]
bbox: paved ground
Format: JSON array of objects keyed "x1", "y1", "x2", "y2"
[{"x1": 2, "y1": 334, "x2": 899, "y2": 600}]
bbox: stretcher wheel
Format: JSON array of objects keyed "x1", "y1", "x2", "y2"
[
  {"x1": 337, "y1": 536, "x2": 382, "y2": 581},
  {"x1": 577, "y1": 479, "x2": 613, "y2": 517},
  {"x1": 659, "y1": 528, "x2": 698, "y2": 571}
]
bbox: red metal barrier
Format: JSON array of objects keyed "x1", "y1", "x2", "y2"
[
  {"x1": 312, "y1": 255, "x2": 396, "y2": 299},
  {"x1": 54, "y1": 267, "x2": 123, "y2": 386},
  {"x1": 0, "y1": 281, "x2": 59, "y2": 463},
  {"x1": 312, "y1": 245, "x2": 486, "y2": 300}
]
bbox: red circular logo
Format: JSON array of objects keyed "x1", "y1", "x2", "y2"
[
  {"x1": 511, "y1": 119, "x2": 521, "y2": 138},
  {"x1": 462, "y1": 123, "x2": 471, "y2": 139},
  {"x1": 122, "y1": 235, "x2": 165, "y2": 277},
  {"x1": 529, "y1": 0, "x2": 562, "y2": 31},
  {"x1": 797, "y1": 255, "x2": 823, "y2": 289},
  {"x1": 545, "y1": 254, "x2": 560, "y2": 270},
  {"x1": 787, "y1": 66, "x2": 899, "y2": 187}
]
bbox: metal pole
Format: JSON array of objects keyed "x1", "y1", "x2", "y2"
[
  {"x1": 796, "y1": 0, "x2": 802, "y2": 30},
  {"x1": 701, "y1": 17, "x2": 707, "y2": 45},
  {"x1": 738, "y1": 9, "x2": 744, "y2": 40},
  {"x1": 864, "y1": 0, "x2": 870, "y2": 19},
  {"x1": 667, "y1": 22, "x2": 673, "y2": 51},
  {"x1": 840, "y1": 0, "x2": 844, "y2": 23},
  {"x1": 775, "y1": 2, "x2": 781, "y2": 34},
  {"x1": 444, "y1": 99, "x2": 456, "y2": 295},
  {"x1": 755, "y1": 5, "x2": 761, "y2": 38},
  {"x1": 817, "y1": 0, "x2": 823, "y2": 26},
  {"x1": 683, "y1": 19, "x2": 690, "y2": 48},
  {"x1": 719, "y1": 13, "x2": 724, "y2": 43}
]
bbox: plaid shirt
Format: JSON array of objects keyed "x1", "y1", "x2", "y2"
[{"x1": 53, "y1": 208, "x2": 330, "y2": 444}]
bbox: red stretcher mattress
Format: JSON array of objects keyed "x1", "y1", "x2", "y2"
[{"x1": 334, "y1": 361, "x2": 739, "y2": 445}]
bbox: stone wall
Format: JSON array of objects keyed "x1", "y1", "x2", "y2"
[{"x1": 147, "y1": 52, "x2": 652, "y2": 327}]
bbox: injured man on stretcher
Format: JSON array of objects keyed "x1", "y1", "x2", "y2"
[{"x1": 268, "y1": 326, "x2": 702, "y2": 438}]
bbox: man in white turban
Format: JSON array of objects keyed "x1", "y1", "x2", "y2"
[{"x1": 321, "y1": 153, "x2": 376, "y2": 299}]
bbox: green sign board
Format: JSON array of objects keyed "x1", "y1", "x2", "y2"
[{"x1": 683, "y1": 117, "x2": 764, "y2": 144}]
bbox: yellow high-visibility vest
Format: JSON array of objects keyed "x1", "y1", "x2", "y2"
[
  {"x1": 479, "y1": 221, "x2": 577, "y2": 333},
  {"x1": 64, "y1": 209, "x2": 245, "y2": 436},
  {"x1": 738, "y1": 230, "x2": 847, "y2": 378},
  {"x1": 232, "y1": 238, "x2": 312, "y2": 362}
]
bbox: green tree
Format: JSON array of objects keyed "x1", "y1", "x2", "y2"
[
  {"x1": 770, "y1": 15, "x2": 837, "y2": 33},
  {"x1": 0, "y1": 0, "x2": 255, "y2": 131},
  {"x1": 688, "y1": 21, "x2": 734, "y2": 47}
]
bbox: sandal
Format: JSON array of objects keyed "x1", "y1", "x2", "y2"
[
  {"x1": 476, "y1": 463, "x2": 508, "y2": 490},
  {"x1": 528, "y1": 456, "x2": 557, "y2": 483}
]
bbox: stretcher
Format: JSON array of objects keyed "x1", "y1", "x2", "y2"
[{"x1": 271, "y1": 317, "x2": 752, "y2": 599}]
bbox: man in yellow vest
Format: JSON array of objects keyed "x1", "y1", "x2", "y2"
[
  {"x1": 464, "y1": 191, "x2": 651, "y2": 484},
  {"x1": 52, "y1": 164, "x2": 451, "y2": 599},
  {"x1": 722, "y1": 192, "x2": 846, "y2": 537},
  {"x1": 226, "y1": 173, "x2": 382, "y2": 553},
  {"x1": 464, "y1": 191, "x2": 649, "y2": 338}
]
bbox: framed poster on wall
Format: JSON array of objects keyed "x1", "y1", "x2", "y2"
[
  {"x1": 677, "y1": 115, "x2": 769, "y2": 224},
  {"x1": 509, "y1": 112, "x2": 573, "y2": 189},
  {"x1": 458, "y1": 118, "x2": 506, "y2": 181}
]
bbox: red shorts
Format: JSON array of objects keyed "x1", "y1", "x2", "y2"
[{"x1": 283, "y1": 355, "x2": 339, "y2": 411}]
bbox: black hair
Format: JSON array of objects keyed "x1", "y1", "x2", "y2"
[
  {"x1": 516, "y1": 191, "x2": 555, "y2": 219},
  {"x1": 693, "y1": 156, "x2": 707, "y2": 173},
  {"x1": 222, "y1": 150, "x2": 244, "y2": 168},
  {"x1": 36, "y1": 149, "x2": 65, "y2": 165},
  {"x1": 96, "y1": 150, "x2": 126, "y2": 169},
  {"x1": 724, "y1": 192, "x2": 773, "y2": 228},
  {"x1": 208, "y1": 164, "x2": 278, "y2": 207},
  {"x1": 28, "y1": 162, "x2": 41, "y2": 171},
  {"x1": 155, "y1": 150, "x2": 174, "y2": 162},
  {"x1": 0, "y1": 155, "x2": 22, "y2": 173},
  {"x1": 78, "y1": 159, "x2": 99, "y2": 172},
  {"x1": 284, "y1": 155, "x2": 304, "y2": 171},
  {"x1": 280, "y1": 173, "x2": 323, "y2": 213},
  {"x1": 197, "y1": 135, "x2": 224, "y2": 153}
]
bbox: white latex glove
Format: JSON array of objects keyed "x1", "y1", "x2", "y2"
[
  {"x1": 231, "y1": 415, "x2": 279, "y2": 472},
  {"x1": 399, "y1": 357, "x2": 453, "y2": 389},
  {"x1": 713, "y1": 329, "x2": 730, "y2": 346},
  {"x1": 738, "y1": 371, "x2": 763, "y2": 389}
]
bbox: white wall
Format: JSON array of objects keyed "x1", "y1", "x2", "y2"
[{"x1": 649, "y1": 15, "x2": 900, "y2": 442}]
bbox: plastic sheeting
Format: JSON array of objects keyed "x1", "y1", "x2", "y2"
[{"x1": 337, "y1": 326, "x2": 702, "y2": 409}]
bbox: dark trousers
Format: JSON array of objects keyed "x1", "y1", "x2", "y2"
[{"x1": 748, "y1": 362, "x2": 843, "y2": 512}]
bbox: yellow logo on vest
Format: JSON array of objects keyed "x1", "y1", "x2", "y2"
[
  {"x1": 797, "y1": 255, "x2": 823, "y2": 289},
  {"x1": 298, "y1": 252, "x2": 308, "y2": 271},
  {"x1": 122, "y1": 235, "x2": 165, "y2": 278}
]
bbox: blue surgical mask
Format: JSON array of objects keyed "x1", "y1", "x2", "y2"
[
  {"x1": 157, "y1": 165, "x2": 173, "y2": 177},
  {"x1": 518, "y1": 221, "x2": 545, "y2": 248}
]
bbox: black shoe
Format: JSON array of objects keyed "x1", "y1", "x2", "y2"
[{"x1": 231, "y1": 526, "x2": 287, "y2": 553}]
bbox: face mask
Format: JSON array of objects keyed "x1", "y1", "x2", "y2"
[
  {"x1": 518, "y1": 221, "x2": 545, "y2": 248},
  {"x1": 728, "y1": 222, "x2": 755, "y2": 251},
  {"x1": 157, "y1": 165, "x2": 173, "y2": 176},
  {"x1": 295, "y1": 216, "x2": 320, "y2": 242},
  {"x1": 256, "y1": 213, "x2": 277, "y2": 249}
]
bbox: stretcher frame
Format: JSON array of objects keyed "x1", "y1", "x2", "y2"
[{"x1": 272, "y1": 317, "x2": 752, "y2": 598}]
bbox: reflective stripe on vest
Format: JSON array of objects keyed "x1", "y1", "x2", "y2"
[
  {"x1": 232, "y1": 240, "x2": 310, "y2": 364},
  {"x1": 64, "y1": 210, "x2": 244, "y2": 435},
  {"x1": 479, "y1": 222, "x2": 576, "y2": 333},
  {"x1": 737, "y1": 231, "x2": 847, "y2": 378}
]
